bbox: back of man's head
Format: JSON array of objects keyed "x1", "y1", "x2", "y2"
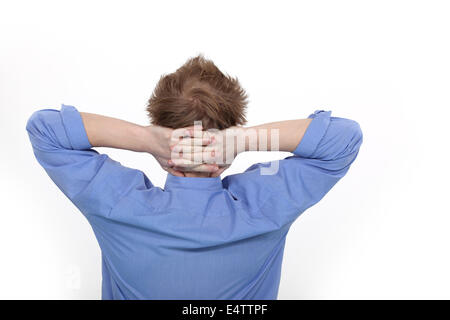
[{"x1": 147, "y1": 55, "x2": 248, "y2": 130}]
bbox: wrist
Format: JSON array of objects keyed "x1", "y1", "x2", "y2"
[
  {"x1": 138, "y1": 125, "x2": 156, "y2": 154},
  {"x1": 144, "y1": 125, "x2": 172, "y2": 157},
  {"x1": 224, "y1": 126, "x2": 247, "y2": 156},
  {"x1": 236, "y1": 126, "x2": 257, "y2": 153},
  {"x1": 238, "y1": 127, "x2": 250, "y2": 154}
]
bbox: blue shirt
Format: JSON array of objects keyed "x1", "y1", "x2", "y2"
[{"x1": 26, "y1": 105, "x2": 362, "y2": 299}]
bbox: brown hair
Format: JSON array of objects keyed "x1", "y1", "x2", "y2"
[{"x1": 147, "y1": 55, "x2": 248, "y2": 130}]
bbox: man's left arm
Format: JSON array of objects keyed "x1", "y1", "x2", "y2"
[
  {"x1": 26, "y1": 105, "x2": 161, "y2": 216},
  {"x1": 80, "y1": 110, "x2": 219, "y2": 177}
]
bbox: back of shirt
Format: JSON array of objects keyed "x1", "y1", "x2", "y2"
[
  {"x1": 26, "y1": 105, "x2": 363, "y2": 299},
  {"x1": 93, "y1": 183, "x2": 291, "y2": 299}
]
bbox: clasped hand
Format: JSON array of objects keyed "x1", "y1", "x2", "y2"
[{"x1": 148, "y1": 124, "x2": 242, "y2": 177}]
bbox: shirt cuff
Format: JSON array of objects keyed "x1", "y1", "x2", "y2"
[
  {"x1": 293, "y1": 110, "x2": 331, "y2": 157},
  {"x1": 60, "y1": 104, "x2": 92, "y2": 150}
]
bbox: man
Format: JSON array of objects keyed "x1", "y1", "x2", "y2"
[{"x1": 26, "y1": 55, "x2": 363, "y2": 299}]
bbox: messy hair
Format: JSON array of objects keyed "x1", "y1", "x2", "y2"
[{"x1": 147, "y1": 55, "x2": 248, "y2": 130}]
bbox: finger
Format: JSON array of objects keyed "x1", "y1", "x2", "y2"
[
  {"x1": 172, "y1": 123, "x2": 204, "y2": 139},
  {"x1": 170, "y1": 144, "x2": 220, "y2": 161},
  {"x1": 155, "y1": 156, "x2": 186, "y2": 176},
  {"x1": 168, "y1": 158, "x2": 203, "y2": 168},
  {"x1": 170, "y1": 146, "x2": 205, "y2": 161},
  {"x1": 170, "y1": 144, "x2": 219, "y2": 161},
  {"x1": 200, "y1": 147, "x2": 227, "y2": 164},
  {"x1": 183, "y1": 150, "x2": 227, "y2": 165},
  {"x1": 171, "y1": 151, "x2": 223, "y2": 165},
  {"x1": 210, "y1": 166, "x2": 228, "y2": 177},
  {"x1": 171, "y1": 146, "x2": 219, "y2": 160},
  {"x1": 173, "y1": 144, "x2": 220, "y2": 154},
  {"x1": 172, "y1": 129, "x2": 215, "y2": 144},
  {"x1": 171, "y1": 137, "x2": 212, "y2": 148},
  {"x1": 165, "y1": 167, "x2": 185, "y2": 177},
  {"x1": 171, "y1": 127, "x2": 194, "y2": 140},
  {"x1": 174, "y1": 163, "x2": 219, "y2": 173},
  {"x1": 173, "y1": 150, "x2": 205, "y2": 162}
]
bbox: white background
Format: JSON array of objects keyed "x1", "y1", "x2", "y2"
[{"x1": 1, "y1": 0, "x2": 449, "y2": 299}]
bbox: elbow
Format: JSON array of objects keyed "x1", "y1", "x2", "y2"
[
  {"x1": 26, "y1": 110, "x2": 43, "y2": 137},
  {"x1": 348, "y1": 120, "x2": 363, "y2": 150},
  {"x1": 331, "y1": 119, "x2": 363, "y2": 161},
  {"x1": 26, "y1": 109, "x2": 56, "y2": 136},
  {"x1": 340, "y1": 119, "x2": 363, "y2": 159},
  {"x1": 26, "y1": 109, "x2": 60, "y2": 149}
]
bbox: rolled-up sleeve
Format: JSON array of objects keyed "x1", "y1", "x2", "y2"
[
  {"x1": 60, "y1": 104, "x2": 92, "y2": 150},
  {"x1": 294, "y1": 110, "x2": 332, "y2": 158},
  {"x1": 27, "y1": 105, "x2": 92, "y2": 151},
  {"x1": 26, "y1": 104, "x2": 151, "y2": 217},
  {"x1": 224, "y1": 110, "x2": 363, "y2": 227},
  {"x1": 295, "y1": 110, "x2": 363, "y2": 162}
]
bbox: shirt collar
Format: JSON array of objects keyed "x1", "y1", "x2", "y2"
[{"x1": 164, "y1": 173, "x2": 223, "y2": 191}]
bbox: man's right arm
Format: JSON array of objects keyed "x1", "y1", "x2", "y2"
[{"x1": 222, "y1": 110, "x2": 363, "y2": 226}]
